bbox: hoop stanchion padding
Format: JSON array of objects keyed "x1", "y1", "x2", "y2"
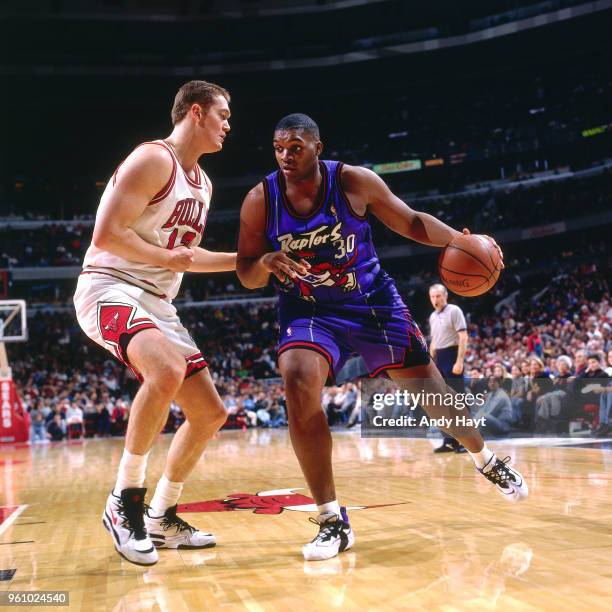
[{"x1": 0, "y1": 379, "x2": 30, "y2": 444}]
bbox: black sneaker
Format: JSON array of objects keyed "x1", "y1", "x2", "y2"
[
  {"x1": 102, "y1": 488, "x2": 158, "y2": 566},
  {"x1": 145, "y1": 504, "x2": 216, "y2": 549},
  {"x1": 434, "y1": 442, "x2": 455, "y2": 453},
  {"x1": 477, "y1": 455, "x2": 529, "y2": 502},
  {"x1": 302, "y1": 507, "x2": 354, "y2": 561}
]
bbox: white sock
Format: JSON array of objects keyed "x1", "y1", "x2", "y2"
[
  {"x1": 149, "y1": 475, "x2": 184, "y2": 517},
  {"x1": 113, "y1": 448, "x2": 149, "y2": 496},
  {"x1": 317, "y1": 500, "x2": 341, "y2": 517},
  {"x1": 469, "y1": 444, "x2": 495, "y2": 470}
]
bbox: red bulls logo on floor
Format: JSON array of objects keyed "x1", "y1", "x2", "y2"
[{"x1": 177, "y1": 488, "x2": 408, "y2": 515}]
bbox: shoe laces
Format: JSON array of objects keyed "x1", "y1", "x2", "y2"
[
  {"x1": 308, "y1": 515, "x2": 346, "y2": 543},
  {"x1": 482, "y1": 456, "x2": 516, "y2": 488},
  {"x1": 153, "y1": 505, "x2": 196, "y2": 534},
  {"x1": 116, "y1": 496, "x2": 147, "y2": 540}
]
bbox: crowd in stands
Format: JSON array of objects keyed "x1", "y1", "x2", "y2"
[
  {"x1": 10, "y1": 256, "x2": 610, "y2": 442},
  {"x1": 461, "y1": 266, "x2": 612, "y2": 436},
  {"x1": 2, "y1": 170, "x2": 611, "y2": 268},
  {"x1": 1, "y1": 223, "x2": 89, "y2": 268},
  {"x1": 371, "y1": 171, "x2": 612, "y2": 247}
]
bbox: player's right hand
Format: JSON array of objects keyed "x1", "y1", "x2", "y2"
[
  {"x1": 259, "y1": 252, "x2": 310, "y2": 283},
  {"x1": 165, "y1": 246, "x2": 195, "y2": 272}
]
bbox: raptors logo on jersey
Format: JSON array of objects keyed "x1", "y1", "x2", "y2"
[
  {"x1": 264, "y1": 160, "x2": 380, "y2": 303},
  {"x1": 82, "y1": 140, "x2": 210, "y2": 299},
  {"x1": 277, "y1": 221, "x2": 358, "y2": 300}
]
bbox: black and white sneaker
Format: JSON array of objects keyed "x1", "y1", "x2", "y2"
[
  {"x1": 145, "y1": 505, "x2": 216, "y2": 550},
  {"x1": 434, "y1": 441, "x2": 456, "y2": 453},
  {"x1": 478, "y1": 455, "x2": 529, "y2": 502},
  {"x1": 302, "y1": 507, "x2": 354, "y2": 561},
  {"x1": 102, "y1": 488, "x2": 158, "y2": 566}
]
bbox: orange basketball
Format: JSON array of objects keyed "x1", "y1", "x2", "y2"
[{"x1": 438, "y1": 234, "x2": 502, "y2": 297}]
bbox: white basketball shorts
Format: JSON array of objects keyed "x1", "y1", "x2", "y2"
[{"x1": 74, "y1": 272, "x2": 206, "y2": 381}]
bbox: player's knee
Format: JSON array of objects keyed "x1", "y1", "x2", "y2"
[
  {"x1": 145, "y1": 360, "x2": 185, "y2": 397},
  {"x1": 283, "y1": 366, "x2": 319, "y2": 402},
  {"x1": 186, "y1": 397, "x2": 227, "y2": 430},
  {"x1": 209, "y1": 399, "x2": 228, "y2": 428},
  {"x1": 286, "y1": 404, "x2": 325, "y2": 432}
]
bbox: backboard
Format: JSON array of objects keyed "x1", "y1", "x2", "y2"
[{"x1": 0, "y1": 300, "x2": 27, "y2": 343}]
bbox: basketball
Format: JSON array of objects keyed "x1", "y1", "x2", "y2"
[{"x1": 438, "y1": 234, "x2": 502, "y2": 297}]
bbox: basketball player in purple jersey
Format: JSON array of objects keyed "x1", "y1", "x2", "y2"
[{"x1": 237, "y1": 114, "x2": 528, "y2": 561}]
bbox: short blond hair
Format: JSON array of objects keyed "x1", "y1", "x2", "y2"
[{"x1": 171, "y1": 80, "x2": 230, "y2": 125}]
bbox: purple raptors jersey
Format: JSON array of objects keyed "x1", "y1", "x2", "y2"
[
  {"x1": 264, "y1": 160, "x2": 387, "y2": 303},
  {"x1": 266, "y1": 160, "x2": 431, "y2": 376}
]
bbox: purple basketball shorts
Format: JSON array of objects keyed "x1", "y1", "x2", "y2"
[{"x1": 277, "y1": 283, "x2": 430, "y2": 378}]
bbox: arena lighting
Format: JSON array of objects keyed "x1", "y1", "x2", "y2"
[
  {"x1": 372, "y1": 159, "x2": 422, "y2": 174},
  {"x1": 450, "y1": 152, "x2": 467, "y2": 164},
  {"x1": 582, "y1": 123, "x2": 612, "y2": 137}
]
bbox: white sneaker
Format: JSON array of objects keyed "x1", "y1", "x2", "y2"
[
  {"x1": 302, "y1": 508, "x2": 354, "y2": 562},
  {"x1": 144, "y1": 505, "x2": 216, "y2": 550},
  {"x1": 478, "y1": 455, "x2": 529, "y2": 502},
  {"x1": 102, "y1": 488, "x2": 158, "y2": 566}
]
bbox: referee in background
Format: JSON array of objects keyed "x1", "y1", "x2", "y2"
[{"x1": 428, "y1": 284, "x2": 468, "y2": 453}]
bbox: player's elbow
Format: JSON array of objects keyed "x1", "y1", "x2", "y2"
[
  {"x1": 92, "y1": 226, "x2": 118, "y2": 251},
  {"x1": 237, "y1": 272, "x2": 265, "y2": 290},
  {"x1": 92, "y1": 229, "x2": 110, "y2": 251},
  {"x1": 236, "y1": 261, "x2": 266, "y2": 289}
]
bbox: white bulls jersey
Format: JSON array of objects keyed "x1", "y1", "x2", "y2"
[{"x1": 83, "y1": 140, "x2": 210, "y2": 300}]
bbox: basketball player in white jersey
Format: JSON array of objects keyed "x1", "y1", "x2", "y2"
[{"x1": 74, "y1": 81, "x2": 235, "y2": 566}]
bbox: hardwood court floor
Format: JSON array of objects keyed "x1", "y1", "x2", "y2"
[{"x1": 1, "y1": 430, "x2": 611, "y2": 611}]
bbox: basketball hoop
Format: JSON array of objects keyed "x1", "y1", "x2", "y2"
[
  {"x1": 0, "y1": 300, "x2": 29, "y2": 443},
  {"x1": 0, "y1": 300, "x2": 27, "y2": 380}
]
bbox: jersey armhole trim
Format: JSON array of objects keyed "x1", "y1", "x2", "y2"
[
  {"x1": 184, "y1": 160, "x2": 202, "y2": 188},
  {"x1": 148, "y1": 142, "x2": 177, "y2": 205},
  {"x1": 111, "y1": 141, "x2": 177, "y2": 205},
  {"x1": 336, "y1": 162, "x2": 368, "y2": 221},
  {"x1": 262, "y1": 178, "x2": 271, "y2": 235}
]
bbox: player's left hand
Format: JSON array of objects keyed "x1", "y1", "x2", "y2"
[
  {"x1": 452, "y1": 362, "x2": 463, "y2": 376},
  {"x1": 462, "y1": 228, "x2": 505, "y2": 270}
]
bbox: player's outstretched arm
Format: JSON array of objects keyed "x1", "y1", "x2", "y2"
[
  {"x1": 343, "y1": 165, "x2": 462, "y2": 247},
  {"x1": 237, "y1": 184, "x2": 309, "y2": 288},
  {"x1": 92, "y1": 144, "x2": 194, "y2": 272},
  {"x1": 188, "y1": 172, "x2": 237, "y2": 272},
  {"x1": 188, "y1": 248, "x2": 237, "y2": 273}
]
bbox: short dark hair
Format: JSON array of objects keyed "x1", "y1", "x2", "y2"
[
  {"x1": 275, "y1": 113, "x2": 320, "y2": 139},
  {"x1": 171, "y1": 80, "x2": 230, "y2": 125},
  {"x1": 587, "y1": 353, "x2": 601, "y2": 362}
]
